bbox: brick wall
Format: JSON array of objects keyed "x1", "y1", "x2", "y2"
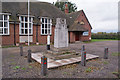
[
  {"x1": 37, "y1": 25, "x2": 55, "y2": 44},
  {"x1": 33, "y1": 25, "x2": 37, "y2": 43},
  {"x1": 1, "y1": 23, "x2": 56, "y2": 46},
  {"x1": 69, "y1": 32, "x2": 75, "y2": 43},
  {"x1": 76, "y1": 11, "x2": 92, "y2": 41},
  {"x1": 15, "y1": 24, "x2": 19, "y2": 43},
  {"x1": 2, "y1": 24, "x2": 15, "y2": 45}
]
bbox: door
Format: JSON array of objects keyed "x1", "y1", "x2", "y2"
[{"x1": 75, "y1": 32, "x2": 79, "y2": 41}]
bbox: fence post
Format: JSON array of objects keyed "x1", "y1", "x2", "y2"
[
  {"x1": 41, "y1": 56, "x2": 47, "y2": 76},
  {"x1": 20, "y1": 45, "x2": 23, "y2": 56},
  {"x1": 82, "y1": 45, "x2": 85, "y2": 51},
  {"x1": 28, "y1": 49, "x2": 32, "y2": 63},
  {"x1": 81, "y1": 51, "x2": 86, "y2": 66},
  {"x1": 104, "y1": 47, "x2": 108, "y2": 59}
]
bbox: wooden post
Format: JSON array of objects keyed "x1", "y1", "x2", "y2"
[
  {"x1": 41, "y1": 56, "x2": 47, "y2": 76},
  {"x1": 104, "y1": 47, "x2": 108, "y2": 59},
  {"x1": 28, "y1": 49, "x2": 32, "y2": 63},
  {"x1": 20, "y1": 45, "x2": 23, "y2": 56},
  {"x1": 81, "y1": 51, "x2": 86, "y2": 66},
  {"x1": 82, "y1": 45, "x2": 85, "y2": 51}
]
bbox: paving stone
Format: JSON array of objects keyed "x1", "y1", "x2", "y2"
[{"x1": 32, "y1": 53, "x2": 99, "y2": 69}]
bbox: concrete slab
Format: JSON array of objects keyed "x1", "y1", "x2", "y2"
[{"x1": 32, "y1": 53, "x2": 99, "y2": 69}]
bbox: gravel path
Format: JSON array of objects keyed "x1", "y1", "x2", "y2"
[{"x1": 2, "y1": 41, "x2": 119, "y2": 78}]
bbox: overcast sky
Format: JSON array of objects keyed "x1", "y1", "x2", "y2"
[
  {"x1": 37, "y1": 0, "x2": 118, "y2": 33},
  {"x1": 2, "y1": 0, "x2": 119, "y2": 33}
]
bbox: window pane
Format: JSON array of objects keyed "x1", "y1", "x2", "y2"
[
  {"x1": 4, "y1": 28, "x2": 8, "y2": 34},
  {"x1": 0, "y1": 28, "x2": 3, "y2": 34},
  {"x1": 29, "y1": 23, "x2": 31, "y2": 28},
  {"x1": 48, "y1": 29, "x2": 50, "y2": 34},
  {"x1": 21, "y1": 23, "x2": 24, "y2": 28},
  {"x1": 25, "y1": 17, "x2": 27, "y2": 22},
  {"x1": 48, "y1": 19, "x2": 50, "y2": 23},
  {"x1": 48, "y1": 24, "x2": 50, "y2": 28},
  {"x1": 21, "y1": 29, "x2": 24, "y2": 34},
  {"x1": 4, "y1": 22, "x2": 8, "y2": 27},
  {"x1": 29, "y1": 29, "x2": 31, "y2": 34},
  {"x1": 0, "y1": 22, "x2": 3, "y2": 27},
  {"x1": 42, "y1": 29, "x2": 44, "y2": 34},
  {"x1": 45, "y1": 18, "x2": 47, "y2": 23},
  {"x1": 42, "y1": 24, "x2": 44, "y2": 28},
  {"x1": 21, "y1": 16, "x2": 24, "y2": 21},
  {"x1": 45, "y1": 29, "x2": 47, "y2": 34},
  {"x1": 25, "y1": 29, "x2": 28, "y2": 34},
  {"x1": 45, "y1": 24, "x2": 47, "y2": 28},
  {"x1": 25, "y1": 23, "x2": 27, "y2": 28},
  {"x1": 42, "y1": 18, "x2": 44, "y2": 23},
  {"x1": 4, "y1": 15, "x2": 7, "y2": 20},
  {"x1": 29, "y1": 17, "x2": 31, "y2": 22},
  {"x1": 0, "y1": 15, "x2": 3, "y2": 20}
]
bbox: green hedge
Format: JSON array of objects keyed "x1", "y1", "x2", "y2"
[{"x1": 92, "y1": 32, "x2": 119, "y2": 40}]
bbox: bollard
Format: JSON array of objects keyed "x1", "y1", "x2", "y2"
[
  {"x1": 28, "y1": 49, "x2": 32, "y2": 63},
  {"x1": 20, "y1": 45, "x2": 23, "y2": 56},
  {"x1": 82, "y1": 45, "x2": 85, "y2": 51},
  {"x1": 41, "y1": 56, "x2": 47, "y2": 76},
  {"x1": 47, "y1": 34, "x2": 50, "y2": 50},
  {"x1": 47, "y1": 45, "x2": 50, "y2": 50},
  {"x1": 104, "y1": 47, "x2": 108, "y2": 59},
  {"x1": 81, "y1": 45, "x2": 85, "y2": 56},
  {"x1": 81, "y1": 51, "x2": 86, "y2": 66}
]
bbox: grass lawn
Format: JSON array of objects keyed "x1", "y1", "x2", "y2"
[
  {"x1": 91, "y1": 39, "x2": 117, "y2": 42},
  {"x1": 84, "y1": 39, "x2": 117, "y2": 43}
]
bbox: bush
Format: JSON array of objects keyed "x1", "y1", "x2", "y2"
[{"x1": 92, "y1": 32, "x2": 119, "y2": 40}]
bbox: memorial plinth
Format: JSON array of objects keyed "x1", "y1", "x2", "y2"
[{"x1": 44, "y1": 18, "x2": 81, "y2": 60}]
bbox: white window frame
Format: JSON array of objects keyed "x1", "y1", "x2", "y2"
[
  {"x1": 0, "y1": 13, "x2": 10, "y2": 35},
  {"x1": 41, "y1": 17, "x2": 52, "y2": 35},
  {"x1": 83, "y1": 31, "x2": 89, "y2": 36},
  {"x1": 19, "y1": 16, "x2": 33, "y2": 35}
]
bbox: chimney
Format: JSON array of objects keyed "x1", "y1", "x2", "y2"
[{"x1": 65, "y1": 2, "x2": 69, "y2": 14}]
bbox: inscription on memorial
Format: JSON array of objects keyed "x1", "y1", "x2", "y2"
[{"x1": 54, "y1": 18, "x2": 68, "y2": 48}]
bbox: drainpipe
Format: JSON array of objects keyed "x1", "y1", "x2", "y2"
[
  {"x1": 69, "y1": 31, "x2": 70, "y2": 43},
  {"x1": 14, "y1": 21, "x2": 16, "y2": 45},
  {"x1": 36, "y1": 23, "x2": 38, "y2": 42}
]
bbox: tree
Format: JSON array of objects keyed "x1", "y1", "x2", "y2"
[{"x1": 54, "y1": 2, "x2": 77, "y2": 13}]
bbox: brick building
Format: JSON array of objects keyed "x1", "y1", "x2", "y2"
[{"x1": 0, "y1": 2, "x2": 92, "y2": 46}]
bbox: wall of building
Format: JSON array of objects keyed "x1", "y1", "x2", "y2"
[
  {"x1": 1, "y1": 23, "x2": 55, "y2": 46},
  {"x1": 69, "y1": 32, "x2": 75, "y2": 43},
  {"x1": 2, "y1": 24, "x2": 15, "y2": 45},
  {"x1": 76, "y1": 11, "x2": 92, "y2": 41},
  {"x1": 37, "y1": 25, "x2": 55, "y2": 44},
  {"x1": 1, "y1": 11, "x2": 92, "y2": 46}
]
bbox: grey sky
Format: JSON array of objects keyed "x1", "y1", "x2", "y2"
[{"x1": 37, "y1": 0, "x2": 118, "y2": 33}]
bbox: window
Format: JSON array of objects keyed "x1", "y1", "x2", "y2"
[
  {"x1": 41, "y1": 17, "x2": 52, "y2": 35},
  {"x1": 0, "y1": 14, "x2": 9, "y2": 35},
  {"x1": 19, "y1": 16, "x2": 33, "y2": 35},
  {"x1": 83, "y1": 31, "x2": 89, "y2": 36},
  {"x1": 80, "y1": 20, "x2": 85, "y2": 25}
]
